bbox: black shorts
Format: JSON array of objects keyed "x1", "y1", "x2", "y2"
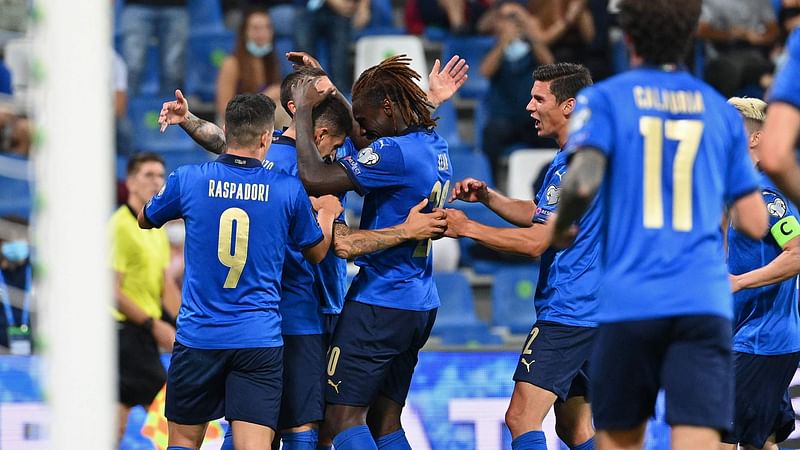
[
  {"x1": 590, "y1": 315, "x2": 733, "y2": 432},
  {"x1": 512, "y1": 321, "x2": 596, "y2": 401},
  {"x1": 279, "y1": 334, "x2": 325, "y2": 429},
  {"x1": 322, "y1": 313, "x2": 339, "y2": 349},
  {"x1": 324, "y1": 300, "x2": 437, "y2": 407},
  {"x1": 165, "y1": 342, "x2": 283, "y2": 430},
  {"x1": 722, "y1": 351, "x2": 800, "y2": 447},
  {"x1": 118, "y1": 321, "x2": 166, "y2": 407}
]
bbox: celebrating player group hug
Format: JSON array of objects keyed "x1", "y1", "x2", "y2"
[{"x1": 137, "y1": 0, "x2": 800, "y2": 449}]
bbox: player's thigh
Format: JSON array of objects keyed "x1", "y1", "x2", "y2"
[
  {"x1": 279, "y1": 334, "x2": 325, "y2": 431},
  {"x1": 165, "y1": 342, "x2": 228, "y2": 425},
  {"x1": 367, "y1": 395, "x2": 405, "y2": 437},
  {"x1": 168, "y1": 421, "x2": 208, "y2": 449},
  {"x1": 662, "y1": 316, "x2": 732, "y2": 431},
  {"x1": 231, "y1": 420, "x2": 276, "y2": 450},
  {"x1": 553, "y1": 394, "x2": 594, "y2": 447},
  {"x1": 723, "y1": 351, "x2": 800, "y2": 448},
  {"x1": 324, "y1": 301, "x2": 423, "y2": 407},
  {"x1": 505, "y1": 382, "x2": 558, "y2": 437},
  {"x1": 590, "y1": 319, "x2": 670, "y2": 432},
  {"x1": 225, "y1": 346, "x2": 283, "y2": 432},
  {"x1": 377, "y1": 307, "x2": 437, "y2": 408},
  {"x1": 512, "y1": 321, "x2": 596, "y2": 402},
  {"x1": 595, "y1": 426, "x2": 647, "y2": 450},
  {"x1": 670, "y1": 425, "x2": 721, "y2": 450}
]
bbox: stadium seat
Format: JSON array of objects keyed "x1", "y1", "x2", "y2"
[
  {"x1": 433, "y1": 100, "x2": 462, "y2": 148},
  {"x1": 473, "y1": 97, "x2": 488, "y2": 152},
  {"x1": 0, "y1": 154, "x2": 32, "y2": 219},
  {"x1": 159, "y1": 148, "x2": 216, "y2": 173},
  {"x1": 448, "y1": 150, "x2": 493, "y2": 187},
  {"x1": 505, "y1": 149, "x2": 558, "y2": 201},
  {"x1": 355, "y1": 0, "x2": 405, "y2": 38},
  {"x1": 128, "y1": 96, "x2": 196, "y2": 152},
  {"x1": 441, "y1": 36, "x2": 496, "y2": 99},
  {"x1": 354, "y1": 35, "x2": 428, "y2": 91},
  {"x1": 185, "y1": 29, "x2": 235, "y2": 102},
  {"x1": 432, "y1": 272, "x2": 499, "y2": 345},
  {"x1": 187, "y1": 0, "x2": 225, "y2": 31},
  {"x1": 491, "y1": 266, "x2": 539, "y2": 334},
  {"x1": 275, "y1": 36, "x2": 296, "y2": 78}
]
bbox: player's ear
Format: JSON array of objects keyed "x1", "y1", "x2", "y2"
[
  {"x1": 314, "y1": 127, "x2": 328, "y2": 142},
  {"x1": 382, "y1": 98, "x2": 393, "y2": 116},
  {"x1": 562, "y1": 97, "x2": 576, "y2": 115},
  {"x1": 287, "y1": 100, "x2": 297, "y2": 115},
  {"x1": 750, "y1": 130, "x2": 762, "y2": 148}
]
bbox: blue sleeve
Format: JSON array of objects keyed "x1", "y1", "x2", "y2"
[
  {"x1": 532, "y1": 168, "x2": 559, "y2": 224},
  {"x1": 143, "y1": 170, "x2": 182, "y2": 227},
  {"x1": 566, "y1": 86, "x2": 614, "y2": 156},
  {"x1": 290, "y1": 182, "x2": 325, "y2": 249},
  {"x1": 769, "y1": 29, "x2": 800, "y2": 109},
  {"x1": 763, "y1": 190, "x2": 792, "y2": 228},
  {"x1": 337, "y1": 138, "x2": 406, "y2": 195},
  {"x1": 724, "y1": 110, "x2": 760, "y2": 204}
]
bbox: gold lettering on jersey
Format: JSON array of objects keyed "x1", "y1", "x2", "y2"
[
  {"x1": 208, "y1": 179, "x2": 270, "y2": 202},
  {"x1": 633, "y1": 86, "x2": 704, "y2": 114}
]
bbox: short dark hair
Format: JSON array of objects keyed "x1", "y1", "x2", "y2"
[
  {"x1": 533, "y1": 63, "x2": 593, "y2": 104},
  {"x1": 280, "y1": 67, "x2": 328, "y2": 117},
  {"x1": 224, "y1": 93, "x2": 276, "y2": 148},
  {"x1": 126, "y1": 152, "x2": 164, "y2": 176},
  {"x1": 313, "y1": 96, "x2": 353, "y2": 137},
  {"x1": 618, "y1": 0, "x2": 701, "y2": 65}
]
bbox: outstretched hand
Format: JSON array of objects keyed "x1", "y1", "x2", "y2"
[
  {"x1": 427, "y1": 55, "x2": 469, "y2": 108},
  {"x1": 448, "y1": 177, "x2": 489, "y2": 203},
  {"x1": 159, "y1": 89, "x2": 189, "y2": 133}
]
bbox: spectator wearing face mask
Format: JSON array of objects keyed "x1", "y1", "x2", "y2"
[
  {"x1": 216, "y1": 8, "x2": 286, "y2": 127},
  {"x1": 478, "y1": 1, "x2": 555, "y2": 181},
  {"x1": 0, "y1": 234, "x2": 32, "y2": 351}
]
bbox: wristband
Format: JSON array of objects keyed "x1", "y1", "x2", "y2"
[{"x1": 141, "y1": 317, "x2": 154, "y2": 331}]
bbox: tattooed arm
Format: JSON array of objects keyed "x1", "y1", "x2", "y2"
[
  {"x1": 552, "y1": 148, "x2": 606, "y2": 247},
  {"x1": 159, "y1": 89, "x2": 227, "y2": 154},
  {"x1": 333, "y1": 199, "x2": 447, "y2": 259}
]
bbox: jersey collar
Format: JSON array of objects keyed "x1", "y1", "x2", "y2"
[
  {"x1": 217, "y1": 153, "x2": 263, "y2": 168},
  {"x1": 272, "y1": 134, "x2": 296, "y2": 147}
]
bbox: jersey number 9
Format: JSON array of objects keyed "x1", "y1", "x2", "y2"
[{"x1": 217, "y1": 207, "x2": 250, "y2": 288}]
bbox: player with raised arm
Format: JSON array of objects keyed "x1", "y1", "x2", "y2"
[
  {"x1": 290, "y1": 56, "x2": 452, "y2": 450},
  {"x1": 138, "y1": 93, "x2": 340, "y2": 450},
  {"x1": 552, "y1": 0, "x2": 769, "y2": 449},
  {"x1": 759, "y1": 28, "x2": 800, "y2": 206},
  {"x1": 723, "y1": 97, "x2": 800, "y2": 450},
  {"x1": 159, "y1": 66, "x2": 450, "y2": 450},
  {"x1": 445, "y1": 63, "x2": 597, "y2": 450}
]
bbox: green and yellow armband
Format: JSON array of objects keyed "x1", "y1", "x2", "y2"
[{"x1": 770, "y1": 216, "x2": 800, "y2": 247}]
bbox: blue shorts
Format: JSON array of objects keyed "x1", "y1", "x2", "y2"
[
  {"x1": 322, "y1": 313, "x2": 339, "y2": 349},
  {"x1": 279, "y1": 334, "x2": 325, "y2": 429},
  {"x1": 722, "y1": 351, "x2": 800, "y2": 447},
  {"x1": 325, "y1": 300, "x2": 437, "y2": 407},
  {"x1": 165, "y1": 342, "x2": 282, "y2": 430},
  {"x1": 512, "y1": 321, "x2": 596, "y2": 401},
  {"x1": 590, "y1": 316, "x2": 733, "y2": 432}
]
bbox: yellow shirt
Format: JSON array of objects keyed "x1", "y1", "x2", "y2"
[{"x1": 110, "y1": 205, "x2": 170, "y2": 321}]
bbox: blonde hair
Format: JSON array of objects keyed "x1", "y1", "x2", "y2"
[{"x1": 727, "y1": 97, "x2": 767, "y2": 123}]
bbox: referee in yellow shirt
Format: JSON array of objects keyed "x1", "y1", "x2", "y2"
[{"x1": 111, "y1": 152, "x2": 180, "y2": 441}]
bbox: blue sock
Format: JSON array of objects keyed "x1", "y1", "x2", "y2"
[
  {"x1": 282, "y1": 429, "x2": 319, "y2": 450},
  {"x1": 511, "y1": 430, "x2": 547, "y2": 450},
  {"x1": 219, "y1": 425, "x2": 234, "y2": 450},
  {"x1": 332, "y1": 425, "x2": 378, "y2": 450},
  {"x1": 375, "y1": 429, "x2": 412, "y2": 450},
  {"x1": 167, "y1": 447, "x2": 194, "y2": 450},
  {"x1": 570, "y1": 437, "x2": 594, "y2": 450}
]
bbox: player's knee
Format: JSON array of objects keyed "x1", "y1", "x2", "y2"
[
  {"x1": 324, "y1": 405, "x2": 367, "y2": 435},
  {"x1": 555, "y1": 421, "x2": 594, "y2": 448},
  {"x1": 366, "y1": 397, "x2": 403, "y2": 437},
  {"x1": 505, "y1": 404, "x2": 534, "y2": 435}
]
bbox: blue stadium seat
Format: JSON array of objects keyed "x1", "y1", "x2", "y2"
[
  {"x1": 185, "y1": 29, "x2": 235, "y2": 102},
  {"x1": 433, "y1": 272, "x2": 500, "y2": 345},
  {"x1": 441, "y1": 36, "x2": 496, "y2": 99},
  {"x1": 138, "y1": 44, "x2": 161, "y2": 98},
  {"x1": 448, "y1": 150, "x2": 493, "y2": 187},
  {"x1": 433, "y1": 100, "x2": 462, "y2": 148},
  {"x1": 0, "y1": 154, "x2": 31, "y2": 219},
  {"x1": 355, "y1": 0, "x2": 405, "y2": 38},
  {"x1": 275, "y1": 36, "x2": 296, "y2": 78},
  {"x1": 491, "y1": 266, "x2": 539, "y2": 334},
  {"x1": 128, "y1": 96, "x2": 196, "y2": 152},
  {"x1": 159, "y1": 148, "x2": 216, "y2": 173},
  {"x1": 473, "y1": 97, "x2": 488, "y2": 152},
  {"x1": 187, "y1": 0, "x2": 225, "y2": 31}
]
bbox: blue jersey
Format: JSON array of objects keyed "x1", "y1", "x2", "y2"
[
  {"x1": 770, "y1": 29, "x2": 800, "y2": 109},
  {"x1": 338, "y1": 128, "x2": 451, "y2": 311},
  {"x1": 532, "y1": 150, "x2": 601, "y2": 327},
  {"x1": 144, "y1": 154, "x2": 324, "y2": 349},
  {"x1": 728, "y1": 174, "x2": 800, "y2": 355},
  {"x1": 567, "y1": 67, "x2": 760, "y2": 322}
]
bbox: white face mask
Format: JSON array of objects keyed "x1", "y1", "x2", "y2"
[
  {"x1": 246, "y1": 40, "x2": 273, "y2": 58},
  {"x1": 504, "y1": 38, "x2": 531, "y2": 62}
]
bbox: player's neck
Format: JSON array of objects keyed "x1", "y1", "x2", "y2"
[
  {"x1": 556, "y1": 128, "x2": 568, "y2": 149},
  {"x1": 225, "y1": 147, "x2": 265, "y2": 161},
  {"x1": 126, "y1": 196, "x2": 145, "y2": 216},
  {"x1": 282, "y1": 123, "x2": 297, "y2": 140}
]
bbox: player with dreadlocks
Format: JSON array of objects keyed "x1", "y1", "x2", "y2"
[{"x1": 291, "y1": 55, "x2": 453, "y2": 450}]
